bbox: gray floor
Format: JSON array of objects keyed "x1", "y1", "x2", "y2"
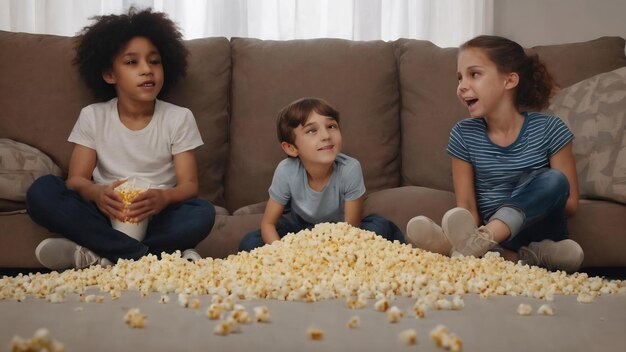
[{"x1": 1, "y1": 290, "x2": 625, "y2": 351}]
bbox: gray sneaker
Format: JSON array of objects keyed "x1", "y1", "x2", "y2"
[
  {"x1": 35, "y1": 238, "x2": 103, "y2": 270},
  {"x1": 442, "y1": 207, "x2": 497, "y2": 258},
  {"x1": 518, "y1": 239, "x2": 584, "y2": 273},
  {"x1": 182, "y1": 248, "x2": 202, "y2": 262},
  {"x1": 405, "y1": 215, "x2": 452, "y2": 255}
]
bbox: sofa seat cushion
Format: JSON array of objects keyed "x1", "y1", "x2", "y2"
[
  {"x1": 364, "y1": 186, "x2": 456, "y2": 234},
  {"x1": 568, "y1": 199, "x2": 626, "y2": 267},
  {"x1": 227, "y1": 38, "x2": 401, "y2": 212}
]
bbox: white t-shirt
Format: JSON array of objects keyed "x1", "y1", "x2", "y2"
[{"x1": 68, "y1": 98, "x2": 203, "y2": 187}]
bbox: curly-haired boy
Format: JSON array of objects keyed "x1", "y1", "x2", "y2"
[{"x1": 27, "y1": 8, "x2": 215, "y2": 270}]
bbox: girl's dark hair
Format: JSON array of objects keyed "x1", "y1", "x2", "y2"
[
  {"x1": 460, "y1": 35, "x2": 555, "y2": 111},
  {"x1": 73, "y1": 8, "x2": 188, "y2": 101},
  {"x1": 277, "y1": 98, "x2": 340, "y2": 145}
]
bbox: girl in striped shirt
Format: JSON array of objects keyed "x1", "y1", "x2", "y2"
[{"x1": 406, "y1": 35, "x2": 583, "y2": 273}]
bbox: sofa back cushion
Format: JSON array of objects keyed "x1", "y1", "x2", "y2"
[
  {"x1": 0, "y1": 31, "x2": 92, "y2": 173},
  {"x1": 227, "y1": 38, "x2": 400, "y2": 212},
  {"x1": 396, "y1": 36, "x2": 626, "y2": 192},
  {"x1": 163, "y1": 37, "x2": 231, "y2": 206},
  {"x1": 0, "y1": 31, "x2": 231, "y2": 206}
]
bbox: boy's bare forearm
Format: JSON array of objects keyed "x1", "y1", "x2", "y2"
[
  {"x1": 161, "y1": 180, "x2": 198, "y2": 206},
  {"x1": 261, "y1": 224, "x2": 281, "y2": 244},
  {"x1": 66, "y1": 176, "x2": 101, "y2": 202}
]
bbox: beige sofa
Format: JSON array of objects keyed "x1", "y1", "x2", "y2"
[{"x1": 1, "y1": 31, "x2": 625, "y2": 269}]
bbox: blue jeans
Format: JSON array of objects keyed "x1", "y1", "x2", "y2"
[
  {"x1": 239, "y1": 213, "x2": 405, "y2": 252},
  {"x1": 26, "y1": 175, "x2": 215, "y2": 262},
  {"x1": 488, "y1": 168, "x2": 570, "y2": 251}
]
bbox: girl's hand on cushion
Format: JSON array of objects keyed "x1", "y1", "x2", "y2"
[{"x1": 125, "y1": 188, "x2": 169, "y2": 222}]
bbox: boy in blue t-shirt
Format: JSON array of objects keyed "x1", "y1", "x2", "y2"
[{"x1": 239, "y1": 98, "x2": 403, "y2": 251}]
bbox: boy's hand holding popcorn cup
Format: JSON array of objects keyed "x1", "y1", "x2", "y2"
[{"x1": 111, "y1": 177, "x2": 151, "y2": 241}]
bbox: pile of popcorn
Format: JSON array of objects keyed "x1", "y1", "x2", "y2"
[
  {"x1": 1, "y1": 223, "x2": 624, "y2": 304},
  {"x1": 11, "y1": 328, "x2": 65, "y2": 352}
]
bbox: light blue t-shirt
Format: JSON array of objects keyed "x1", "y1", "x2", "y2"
[
  {"x1": 269, "y1": 153, "x2": 366, "y2": 224},
  {"x1": 447, "y1": 111, "x2": 574, "y2": 220}
]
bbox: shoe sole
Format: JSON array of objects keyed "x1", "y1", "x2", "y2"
[
  {"x1": 182, "y1": 249, "x2": 202, "y2": 261},
  {"x1": 441, "y1": 207, "x2": 476, "y2": 249},
  {"x1": 35, "y1": 237, "x2": 77, "y2": 270},
  {"x1": 530, "y1": 239, "x2": 584, "y2": 273},
  {"x1": 406, "y1": 216, "x2": 451, "y2": 255}
]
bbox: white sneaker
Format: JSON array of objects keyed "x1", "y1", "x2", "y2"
[
  {"x1": 441, "y1": 207, "x2": 497, "y2": 258},
  {"x1": 182, "y1": 248, "x2": 202, "y2": 262},
  {"x1": 35, "y1": 238, "x2": 105, "y2": 270},
  {"x1": 405, "y1": 215, "x2": 452, "y2": 255},
  {"x1": 518, "y1": 239, "x2": 584, "y2": 273}
]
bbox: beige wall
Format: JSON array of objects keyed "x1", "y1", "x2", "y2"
[{"x1": 494, "y1": 0, "x2": 626, "y2": 46}]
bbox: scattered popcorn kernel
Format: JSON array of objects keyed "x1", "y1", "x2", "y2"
[
  {"x1": 254, "y1": 306, "x2": 270, "y2": 323},
  {"x1": 110, "y1": 290, "x2": 121, "y2": 300},
  {"x1": 451, "y1": 296, "x2": 465, "y2": 310},
  {"x1": 178, "y1": 293, "x2": 189, "y2": 308},
  {"x1": 95, "y1": 295, "x2": 105, "y2": 303},
  {"x1": 159, "y1": 294, "x2": 170, "y2": 304},
  {"x1": 213, "y1": 322, "x2": 231, "y2": 336},
  {"x1": 399, "y1": 329, "x2": 417, "y2": 346},
  {"x1": 206, "y1": 304, "x2": 223, "y2": 320},
  {"x1": 347, "y1": 316, "x2": 360, "y2": 329},
  {"x1": 435, "y1": 298, "x2": 452, "y2": 310},
  {"x1": 345, "y1": 296, "x2": 367, "y2": 309},
  {"x1": 189, "y1": 298, "x2": 201, "y2": 310},
  {"x1": 222, "y1": 295, "x2": 235, "y2": 310},
  {"x1": 430, "y1": 324, "x2": 462, "y2": 352},
  {"x1": 412, "y1": 303, "x2": 427, "y2": 318},
  {"x1": 307, "y1": 327, "x2": 325, "y2": 340},
  {"x1": 430, "y1": 325, "x2": 448, "y2": 347},
  {"x1": 11, "y1": 328, "x2": 65, "y2": 352},
  {"x1": 84, "y1": 294, "x2": 96, "y2": 303},
  {"x1": 517, "y1": 303, "x2": 532, "y2": 316},
  {"x1": 577, "y1": 293, "x2": 595, "y2": 303},
  {"x1": 123, "y1": 308, "x2": 146, "y2": 329},
  {"x1": 229, "y1": 309, "x2": 252, "y2": 324},
  {"x1": 226, "y1": 318, "x2": 241, "y2": 333},
  {"x1": 537, "y1": 304, "x2": 555, "y2": 316},
  {"x1": 387, "y1": 306, "x2": 404, "y2": 323},
  {"x1": 374, "y1": 297, "x2": 390, "y2": 312},
  {"x1": 47, "y1": 292, "x2": 65, "y2": 303}
]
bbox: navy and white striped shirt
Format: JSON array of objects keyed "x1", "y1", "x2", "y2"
[{"x1": 447, "y1": 112, "x2": 573, "y2": 220}]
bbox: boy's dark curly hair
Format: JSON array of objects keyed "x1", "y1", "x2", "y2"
[{"x1": 73, "y1": 8, "x2": 188, "y2": 101}]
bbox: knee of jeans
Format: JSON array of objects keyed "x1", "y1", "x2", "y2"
[
  {"x1": 239, "y1": 230, "x2": 262, "y2": 251},
  {"x1": 199, "y1": 200, "x2": 216, "y2": 220},
  {"x1": 189, "y1": 199, "x2": 216, "y2": 227},
  {"x1": 544, "y1": 169, "x2": 569, "y2": 195},
  {"x1": 26, "y1": 174, "x2": 62, "y2": 205}
]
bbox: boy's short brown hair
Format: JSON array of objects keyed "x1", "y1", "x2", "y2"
[{"x1": 276, "y1": 98, "x2": 340, "y2": 145}]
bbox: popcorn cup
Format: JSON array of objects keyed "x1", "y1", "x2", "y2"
[
  {"x1": 111, "y1": 177, "x2": 150, "y2": 241},
  {"x1": 111, "y1": 218, "x2": 148, "y2": 241}
]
